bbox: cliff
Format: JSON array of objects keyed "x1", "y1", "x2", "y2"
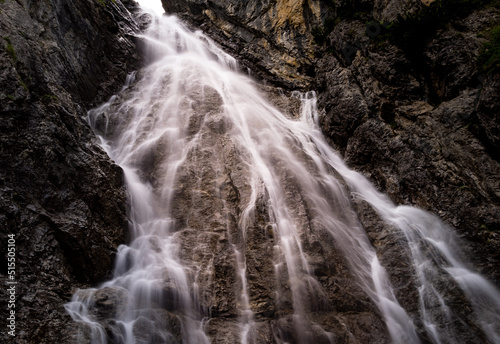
[
  {"x1": 0, "y1": 0, "x2": 499, "y2": 342},
  {"x1": 162, "y1": 0, "x2": 500, "y2": 284},
  {"x1": 162, "y1": 0, "x2": 325, "y2": 88},
  {"x1": 161, "y1": 0, "x2": 500, "y2": 342},
  {"x1": 0, "y1": 0, "x2": 140, "y2": 342}
]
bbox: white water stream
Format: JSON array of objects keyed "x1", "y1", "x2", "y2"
[{"x1": 65, "y1": 3, "x2": 500, "y2": 344}]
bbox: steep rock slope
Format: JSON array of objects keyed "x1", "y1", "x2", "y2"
[
  {"x1": 81, "y1": 78, "x2": 392, "y2": 343},
  {"x1": 0, "y1": 0, "x2": 496, "y2": 342},
  {"x1": 0, "y1": 0, "x2": 140, "y2": 342},
  {"x1": 161, "y1": 0, "x2": 500, "y2": 342},
  {"x1": 162, "y1": 0, "x2": 325, "y2": 88},
  {"x1": 314, "y1": 2, "x2": 500, "y2": 285},
  {"x1": 162, "y1": 0, "x2": 500, "y2": 285}
]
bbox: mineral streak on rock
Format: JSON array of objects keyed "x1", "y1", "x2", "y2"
[{"x1": 162, "y1": 0, "x2": 325, "y2": 89}]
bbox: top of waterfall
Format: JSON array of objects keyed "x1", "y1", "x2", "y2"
[{"x1": 136, "y1": 0, "x2": 165, "y2": 15}]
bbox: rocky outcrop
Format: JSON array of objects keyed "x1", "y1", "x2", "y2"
[
  {"x1": 0, "y1": 0, "x2": 497, "y2": 342},
  {"x1": 81, "y1": 69, "x2": 392, "y2": 343},
  {"x1": 0, "y1": 0, "x2": 140, "y2": 342},
  {"x1": 168, "y1": 85, "x2": 390, "y2": 344},
  {"x1": 162, "y1": 0, "x2": 326, "y2": 88},
  {"x1": 373, "y1": 0, "x2": 426, "y2": 22},
  {"x1": 158, "y1": 0, "x2": 436, "y2": 89},
  {"x1": 314, "y1": 5, "x2": 500, "y2": 285}
]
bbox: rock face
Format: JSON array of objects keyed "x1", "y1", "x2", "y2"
[
  {"x1": 76, "y1": 56, "x2": 393, "y2": 343},
  {"x1": 373, "y1": 0, "x2": 426, "y2": 22},
  {"x1": 161, "y1": 0, "x2": 500, "y2": 342},
  {"x1": 163, "y1": 0, "x2": 500, "y2": 284},
  {"x1": 162, "y1": 0, "x2": 326, "y2": 88},
  {"x1": 164, "y1": 86, "x2": 390, "y2": 344},
  {"x1": 0, "y1": 0, "x2": 140, "y2": 342},
  {"x1": 314, "y1": 5, "x2": 500, "y2": 286},
  {"x1": 1, "y1": 0, "x2": 499, "y2": 342}
]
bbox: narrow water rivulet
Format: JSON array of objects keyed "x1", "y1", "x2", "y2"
[{"x1": 65, "y1": 6, "x2": 500, "y2": 344}]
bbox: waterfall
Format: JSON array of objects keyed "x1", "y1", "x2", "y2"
[{"x1": 65, "y1": 5, "x2": 500, "y2": 344}]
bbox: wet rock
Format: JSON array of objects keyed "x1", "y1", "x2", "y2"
[
  {"x1": 162, "y1": 0, "x2": 500, "y2": 342},
  {"x1": 162, "y1": 0, "x2": 325, "y2": 88},
  {"x1": 89, "y1": 63, "x2": 394, "y2": 342},
  {"x1": 0, "y1": 0, "x2": 140, "y2": 342},
  {"x1": 132, "y1": 309, "x2": 182, "y2": 344},
  {"x1": 1, "y1": 0, "x2": 498, "y2": 342},
  {"x1": 476, "y1": 73, "x2": 500, "y2": 157},
  {"x1": 313, "y1": 6, "x2": 500, "y2": 287}
]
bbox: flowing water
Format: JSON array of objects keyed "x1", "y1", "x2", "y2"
[{"x1": 65, "y1": 5, "x2": 500, "y2": 344}]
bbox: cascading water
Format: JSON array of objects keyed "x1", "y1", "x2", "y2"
[{"x1": 66, "y1": 4, "x2": 500, "y2": 344}]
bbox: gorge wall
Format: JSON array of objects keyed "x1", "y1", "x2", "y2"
[
  {"x1": 0, "y1": 0, "x2": 141, "y2": 342},
  {"x1": 162, "y1": 0, "x2": 500, "y2": 285},
  {"x1": 0, "y1": 0, "x2": 499, "y2": 343},
  {"x1": 160, "y1": 1, "x2": 500, "y2": 341}
]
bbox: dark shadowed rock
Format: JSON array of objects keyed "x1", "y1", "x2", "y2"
[
  {"x1": 0, "y1": 0, "x2": 140, "y2": 342},
  {"x1": 314, "y1": 7, "x2": 500, "y2": 287}
]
